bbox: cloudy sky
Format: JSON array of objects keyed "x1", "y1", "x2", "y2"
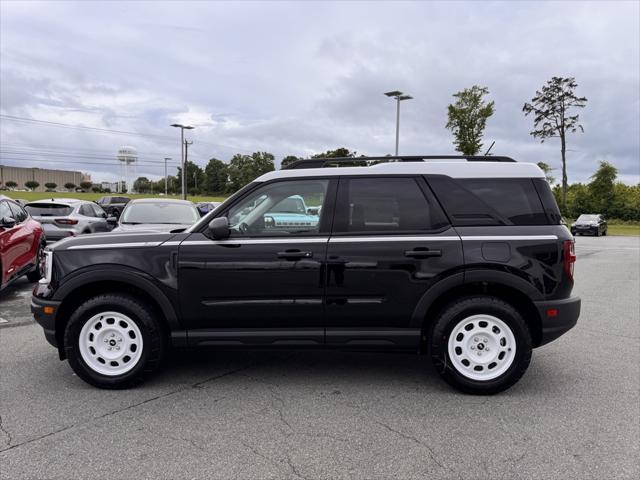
[{"x1": 1, "y1": 0, "x2": 638, "y2": 185}]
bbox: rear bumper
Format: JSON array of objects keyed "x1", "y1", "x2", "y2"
[
  {"x1": 31, "y1": 295, "x2": 61, "y2": 349},
  {"x1": 534, "y1": 296, "x2": 581, "y2": 346}
]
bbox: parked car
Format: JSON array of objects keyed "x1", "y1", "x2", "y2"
[
  {"x1": 110, "y1": 198, "x2": 200, "y2": 233},
  {"x1": 32, "y1": 155, "x2": 580, "y2": 394},
  {"x1": 571, "y1": 214, "x2": 607, "y2": 236},
  {"x1": 95, "y1": 196, "x2": 130, "y2": 219},
  {"x1": 195, "y1": 201, "x2": 222, "y2": 216},
  {"x1": 24, "y1": 199, "x2": 109, "y2": 241},
  {"x1": 1, "y1": 195, "x2": 46, "y2": 290}
]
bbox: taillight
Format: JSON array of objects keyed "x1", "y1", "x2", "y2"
[
  {"x1": 54, "y1": 218, "x2": 78, "y2": 225},
  {"x1": 563, "y1": 239, "x2": 576, "y2": 280}
]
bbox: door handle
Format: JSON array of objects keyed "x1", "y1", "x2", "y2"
[
  {"x1": 404, "y1": 248, "x2": 442, "y2": 258},
  {"x1": 277, "y1": 250, "x2": 313, "y2": 259}
]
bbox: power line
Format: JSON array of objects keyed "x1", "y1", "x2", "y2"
[
  {"x1": 0, "y1": 114, "x2": 256, "y2": 153},
  {"x1": 0, "y1": 158, "x2": 179, "y2": 169},
  {"x1": 0, "y1": 149, "x2": 180, "y2": 164}
]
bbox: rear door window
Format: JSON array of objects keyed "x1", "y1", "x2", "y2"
[
  {"x1": 427, "y1": 177, "x2": 548, "y2": 226},
  {"x1": 333, "y1": 177, "x2": 449, "y2": 233},
  {"x1": 25, "y1": 204, "x2": 74, "y2": 217}
]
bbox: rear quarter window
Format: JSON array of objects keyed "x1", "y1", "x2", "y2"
[{"x1": 427, "y1": 176, "x2": 549, "y2": 226}]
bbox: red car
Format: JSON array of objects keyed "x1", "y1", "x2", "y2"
[{"x1": 0, "y1": 195, "x2": 46, "y2": 291}]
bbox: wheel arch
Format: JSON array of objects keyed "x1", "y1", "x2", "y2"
[
  {"x1": 412, "y1": 270, "x2": 543, "y2": 348},
  {"x1": 53, "y1": 268, "x2": 182, "y2": 358}
]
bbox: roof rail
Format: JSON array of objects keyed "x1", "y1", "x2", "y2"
[{"x1": 282, "y1": 155, "x2": 516, "y2": 170}]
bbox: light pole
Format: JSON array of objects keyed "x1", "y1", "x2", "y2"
[
  {"x1": 384, "y1": 91, "x2": 413, "y2": 155},
  {"x1": 164, "y1": 157, "x2": 171, "y2": 196},
  {"x1": 170, "y1": 123, "x2": 194, "y2": 200}
]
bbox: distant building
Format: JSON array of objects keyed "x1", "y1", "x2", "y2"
[
  {"x1": 0, "y1": 165, "x2": 91, "y2": 192},
  {"x1": 100, "y1": 181, "x2": 120, "y2": 192}
]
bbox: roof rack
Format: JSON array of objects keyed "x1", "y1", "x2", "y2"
[{"x1": 282, "y1": 155, "x2": 516, "y2": 170}]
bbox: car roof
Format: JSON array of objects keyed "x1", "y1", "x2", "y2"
[
  {"x1": 25, "y1": 198, "x2": 84, "y2": 205},
  {"x1": 257, "y1": 161, "x2": 545, "y2": 182},
  {"x1": 128, "y1": 198, "x2": 194, "y2": 205}
]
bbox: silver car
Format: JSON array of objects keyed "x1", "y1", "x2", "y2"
[
  {"x1": 110, "y1": 198, "x2": 200, "y2": 233},
  {"x1": 24, "y1": 199, "x2": 109, "y2": 242}
]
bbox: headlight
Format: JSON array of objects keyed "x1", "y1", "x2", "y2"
[
  {"x1": 264, "y1": 216, "x2": 275, "y2": 228},
  {"x1": 39, "y1": 250, "x2": 53, "y2": 285}
]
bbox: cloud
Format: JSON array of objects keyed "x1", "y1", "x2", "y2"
[{"x1": 1, "y1": 0, "x2": 638, "y2": 184}]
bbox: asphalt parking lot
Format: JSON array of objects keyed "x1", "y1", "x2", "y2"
[{"x1": 1, "y1": 235, "x2": 638, "y2": 479}]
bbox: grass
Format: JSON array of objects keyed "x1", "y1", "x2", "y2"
[{"x1": 2, "y1": 191, "x2": 227, "y2": 203}]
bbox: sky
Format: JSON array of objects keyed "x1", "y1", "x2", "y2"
[{"x1": 1, "y1": 0, "x2": 639, "y2": 185}]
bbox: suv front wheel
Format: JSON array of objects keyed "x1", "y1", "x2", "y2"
[
  {"x1": 64, "y1": 294, "x2": 166, "y2": 389},
  {"x1": 430, "y1": 296, "x2": 532, "y2": 395}
]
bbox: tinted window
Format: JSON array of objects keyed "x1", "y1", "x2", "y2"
[
  {"x1": 335, "y1": 177, "x2": 449, "y2": 233},
  {"x1": 121, "y1": 202, "x2": 200, "y2": 225},
  {"x1": 8, "y1": 202, "x2": 28, "y2": 223},
  {"x1": 532, "y1": 178, "x2": 562, "y2": 225},
  {"x1": 25, "y1": 204, "x2": 74, "y2": 217},
  {"x1": 91, "y1": 204, "x2": 106, "y2": 217},
  {"x1": 428, "y1": 177, "x2": 548, "y2": 226},
  {"x1": 79, "y1": 204, "x2": 96, "y2": 217},
  {"x1": 227, "y1": 180, "x2": 328, "y2": 236}
]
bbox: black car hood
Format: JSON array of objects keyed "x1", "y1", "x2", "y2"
[{"x1": 48, "y1": 230, "x2": 179, "y2": 252}]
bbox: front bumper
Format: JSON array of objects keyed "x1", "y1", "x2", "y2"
[
  {"x1": 31, "y1": 294, "x2": 61, "y2": 349},
  {"x1": 534, "y1": 296, "x2": 581, "y2": 346}
]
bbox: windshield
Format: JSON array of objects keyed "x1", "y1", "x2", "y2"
[
  {"x1": 270, "y1": 197, "x2": 306, "y2": 214},
  {"x1": 25, "y1": 204, "x2": 74, "y2": 216},
  {"x1": 121, "y1": 202, "x2": 199, "y2": 224},
  {"x1": 577, "y1": 214, "x2": 599, "y2": 221}
]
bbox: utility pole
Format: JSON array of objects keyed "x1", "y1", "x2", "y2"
[
  {"x1": 170, "y1": 123, "x2": 194, "y2": 200},
  {"x1": 184, "y1": 139, "x2": 193, "y2": 197},
  {"x1": 384, "y1": 91, "x2": 413, "y2": 155},
  {"x1": 164, "y1": 157, "x2": 171, "y2": 195}
]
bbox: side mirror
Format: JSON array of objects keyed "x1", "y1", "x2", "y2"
[
  {"x1": 107, "y1": 216, "x2": 118, "y2": 225},
  {"x1": 1, "y1": 216, "x2": 17, "y2": 229},
  {"x1": 208, "y1": 217, "x2": 230, "y2": 240}
]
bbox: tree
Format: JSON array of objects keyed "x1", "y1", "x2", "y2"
[
  {"x1": 589, "y1": 161, "x2": 617, "y2": 214},
  {"x1": 204, "y1": 158, "x2": 228, "y2": 194},
  {"x1": 64, "y1": 182, "x2": 76, "y2": 191},
  {"x1": 5, "y1": 181, "x2": 17, "y2": 189},
  {"x1": 176, "y1": 161, "x2": 205, "y2": 195},
  {"x1": 25, "y1": 181, "x2": 40, "y2": 190},
  {"x1": 523, "y1": 76, "x2": 587, "y2": 210},
  {"x1": 311, "y1": 148, "x2": 356, "y2": 158},
  {"x1": 227, "y1": 152, "x2": 275, "y2": 192},
  {"x1": 536, "y1": 162, "x2": 556, "y2": 185},
  {"x1": 281, "y1": 155, "x2": 302, "y2": 168},
  {"x1": 445, "y1": 85, "x2": 495, "y2": 155},
  {"x1": 80, "y1": 181, "x2": 93, "y2": 191},
  {"x1": 133, "y1": 177, "x2": 151, "y2": 193},
  {"x1": 44, "y1": 182, "x2": 57, "y2": 190},
  {"x1": 91, "y1": 186, "x2": 102, "y2": 193}
]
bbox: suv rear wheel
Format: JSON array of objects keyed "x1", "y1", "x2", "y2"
[
  {"x1": 430, "y1": 296, "x2": 532, "y2": 395},
  {"x1": 64, "y1": 294, "x2": 166, "y2": 389}
]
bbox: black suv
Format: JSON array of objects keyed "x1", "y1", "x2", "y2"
[
  {"x1": 95, "y1": 196, "x2": 130, "y2": 219},
  {"x1": 32, "y1": 156, "x2": 580, "y2": 394}
]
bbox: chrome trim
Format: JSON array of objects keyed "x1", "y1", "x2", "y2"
[
  {"x1": 460, "y1": 235, "x2": 558, "y2": 241},
  {"x1": 329, "y1": 236, "x2": 460, "y2": 243},
  {"x1": 66, "y1": 241, "x2": 163, "y2": 250},
  {"x1": 182, "y1": 237, "x2": 329, "y2": 246}
]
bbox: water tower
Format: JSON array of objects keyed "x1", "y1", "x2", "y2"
[{"x1": 117, "y1": 146, "x2": 138, "y2": 193}]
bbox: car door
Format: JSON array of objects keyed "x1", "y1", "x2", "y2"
[
  {"x1": 178, "y1": 178, "x2": 336, "y2": 346},
  {"x1": 8, "y1": 201, "x2": 34, "y2": 270},
  {"x1": 324, "y1": 176, "x2": 463, "y2": 347},
  {"x1": 0, "y1": 200, "x2": 25, "y2": 282},
  {"x1": 89, "y1": 203, "x2": 109, "y2": 231}
]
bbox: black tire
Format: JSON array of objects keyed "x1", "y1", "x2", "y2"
[
  {"x1": 430, "y1": 296, "x2": 532, "y2": 395},
  {"x1": 64, "y1": 294, "x2": 166, "y2": 389},
  {"x1": 26, "y1": 242, "x2": 45, "y2": 282}
]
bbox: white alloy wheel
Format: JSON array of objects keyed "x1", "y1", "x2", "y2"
[
  {"x1": 447, "y1": 314, "x2": 516, "y2": 381},
  {"x1": 78, "y1": 311, "x2": 143, "y2": 376}
]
